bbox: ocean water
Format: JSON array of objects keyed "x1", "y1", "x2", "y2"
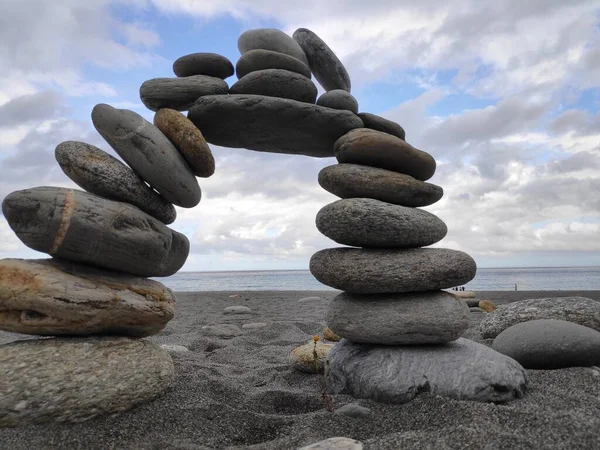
[{"x1": 157, "y1": 266, "x2": 600, "y2": 292}]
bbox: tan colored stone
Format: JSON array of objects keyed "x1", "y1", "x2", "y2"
[
  {"x1": 154, "y1": 108, "x2": 215, "y2": 178},
  {"x1": 290, "y1": 340, "x2": 334, "y2": 373},
  {"x1": 0, "y1": 259, "x2": 175, "y2": 337},
  {"x1": 479, "y1": 300, "x2": 497, "y2": 312},
  {"x1": 323, "y1": 326, "x2": 341, "y2": 342}
]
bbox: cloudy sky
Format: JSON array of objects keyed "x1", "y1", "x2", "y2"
[{"x1": 1, "y1": 0, "x2": 599, "y2": 272}]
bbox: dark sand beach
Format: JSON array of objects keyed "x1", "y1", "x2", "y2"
[{"x1": 1, "y1": 290, "x2": 600, "y2": 449}]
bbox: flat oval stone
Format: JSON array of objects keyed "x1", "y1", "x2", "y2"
[
  {"x1": 492, "y1": 319, "x2": 600, "y2": 369},
  {"x1": 357, "y1": 112, "x2": 406, "y2": 140},
  {"x1": 300, "y1": 437, "x2": 363, "y2": 450},
  {"x1": 92, "y1": 104, "x2": 200, "y2": 207},
  {"x1": 327, "y1": 291, "x2": 469, "y2": 345},
  {"x1": 293, "y1": 28, "x2": 351, "y2": 92},
  {"x1": 230, "y1": 69, "x2": 317, "y2": 103},
  {"x1": 153, "y1": 109, "x2": 215, "y2": 178},
  {"x1": 318, "y1": 164, "x2": 443, "y2": 207},
  {"x1": 55, "y1": 140, "x2": 176, "y2": 224},
  {"x1": 0, "y1": 259, "x2": 175, "y2": 337},
  {"x1": 238, "y1": 28, "x2": 309, "y2": 66},
  {"x1": 310, "y1": 248, "x2": 477, "y2": 294},
  {"x1": 316, "y1": 198, "x2": 447, "y2": 248},
  {"x1": 0, "y1": 337, "x2": 173, "y2": 427},
  {"x1": 326, "y1": 338, "x2": 527, "y2": 404},
  {"x1": 2, "y1": 187, "x2": 189, "y2": 277},
  {"x1": 335, "y1": 129, "x2": 436, "y2": 181},
  {"x1": 173, "y1": 52, "x2": 234, "y2": 79},
  {"x1": 188, "y1": 94, "x2": 364, "y2": 157},
  {"x1": 140, "y1": 75, "x2": 229, "y2": 111},
  {"x1": 480, "y1": 297, "x2": 600, "y2": 339},
  {"x1": 317, "y1": 90, "x2": 358, "y2": 113},
  {"x1": 236, "y1": 49, "x2": 312, "y2": 79}
]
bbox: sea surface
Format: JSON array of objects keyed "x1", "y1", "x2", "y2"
[{"x1": 157, "y1": 266, "x2": 600, "y2": 292}]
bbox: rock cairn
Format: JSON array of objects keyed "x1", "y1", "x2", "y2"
[{"x1": 1, "y1": 27, "x2": 528, "y2": 426}]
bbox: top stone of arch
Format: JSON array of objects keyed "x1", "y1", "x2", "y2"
[{"x1": 238, "y1": 29, "x2": 310, "y2": 67}]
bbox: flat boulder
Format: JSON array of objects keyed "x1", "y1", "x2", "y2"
[
  {"x1": 236, "y1": 49, "x2": 311, "y2": 79},
  {"x1": 310, "y1": 248, "x2": 476, "y2": 294},
  {"x1": 139, "y1": 75, "x2": 228, "y2": 111},
  {"x1": 293, "y1": 28, "x2": 351, "y2": 92},
  {"x1": 480, "y1": 296, "x2": 600, "y2": 339},
  {"x1": 327, "y1": 291, "x2": 469, "y2": 345},
  {"x1": 173, "y1": 52, "x2": 234, "y2": 79},
  {"x1": 153, "y1": 108, "x2": 215, "y2": 178},
  {"x1": 55, "y1": 140, "x2": 176, "y2": 224},
  {"x1": 492, "y1": 319, "x2": 600, "y2": 369},
  {"x1": 92, "y1": 104, "x2": 200, "y2": 207},
  {"x1": 357, "y1": 112, "x2": 406, "y2": 140},
  {"x1": 2, "y1": 187, "x2": 189, "y2": 277},
  {"x1": 318, "y1": 164, "x2": 443, "y2": 207},
  {"x1": 326, "y1": 338, "x2": 527, "y2": 404},
  {"x1": 316, "y1": 198, "x2": 447, "y2": 248},
  {"x1": 188, "y1": 94, "x2": 364, "y2": 157},
  {"x1": 335, "y1": 129, "x2": 436, "y2": 181},
  {"x1": 238, "y1": 28, "x2": 309, "y2": 66},
  {"x1": 230, "y1": 69, "x2": 317, "y2": 103},
  {"x1": 0, "y1": 259, "x2": 175, "y2": 337},
  {"x1": 317, "y1": 90, "x2": 358, "y2": 113},
  {"x1": 0, "y1": 337, "x2": 174, "y2": 427}
]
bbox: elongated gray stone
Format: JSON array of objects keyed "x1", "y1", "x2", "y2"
[
  {"x1": 335, "y1": 128, "x2": 436, "y2": 181},
  {"x1": 0, "y1": 337, "x2": 174, "y2": 427},
  {"x1": 357, "y1": 112, "x2": 406, "y2": 140},
  {"x1": 236, "y1": 49, "x2": 312, "y2": 79},
  {"x1": 2, "y1": 187, "x2": 189, "y2": 277},
  {"x1": 326, "y1": 338, "x2": 527, "y2": 404},
  {"x1": 480, "y1": 297, "x2": 600, "y2": 339},
  {"x1": 140, "y1": 75, "x2": 228, "y2": 111},
  {"x1": 230, "y1": 69, "x2": 317, "y2": 103},
  {"x1": 492, "y1": 319, "x2": 600, "y2": 369},
  {"x1": 55, "y1": 140, "x2": 176, "y2": 224},
  {"x1": 316, "y1": 198, "x2": 447, "y2": 248},
  {"x1": 300, "y1": 437, "x2": 363, "y2": 450},
  {"x1": 327, "y1": 291, "x2": 469, "y2": 344},
  {"x1": 293, "y1": 28, "x2": 351, "y2": 92},
  {"x1": 317, "y1": 90, "x2": 358, "y2": 113},
  {"x1": 238, "y1": 28, "x2": 309, "y2": 66},
  {"x1": 173, "y1": 52, "x2": 234, "y2": 79},
  {"x1": 318, "y1": 164, "x2": 443, "y2": 207},
  {"x1": 188, "y1": 94, "x2": 364, "y2": 157},
  {"x1": 310, "y1": 248, "x2": 477, "y2": 294},
  {"x1": 92, "y1": 104, "x2": 201, "y2": 207},
  {"x1": 0, "y1": 259, "x2": 175, "y2": 337}
]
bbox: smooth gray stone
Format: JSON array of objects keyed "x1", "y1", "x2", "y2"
[
  {"x1": 298, "y1": 296, "x2": 322, "y2": 303},
  {"x1": 241, "y1": 322, "x2": 267, "y2": 330},
  {"x1": 230, "y1": 69, "x2": 317, "y2": 103},
  {"x1": 0, "y1": 258, "x2": 175, "y2": 337},
  {"x1": 318, "y1": 164, "x2": 443, "y2": 207},
  {"x1": 55, "y1": 140, "x2": 176, "y2": 224},
  {"x1": 466, "y1": 299, "x2": 480, "y2": 307},
  {"x1": 299, "y1": 437, "x2": 363, "y2": 450},
  {"x1": 492, "y1": 319, "x2": 600, "y2": 369},
  {"x1": 317, "y1": 90, "x2": 358, "y2": 113},
  {"x1": 357, "y1": 112, "x2": 406, "y2": 140},
  {"x1": 327, "y1": 291, "x2": 469, "y2": 345},
  {"x1": 173, "y1": 52, "x2": 234, "y2": 79},
  {"x1": 236, "y1": 49, "x2": 312, "y2": 79},
  {"x1": 326, "y1": 338, "x2": 528, "y2": 404},
  {"x1": 140, "y1": 75, "x2": 228, "y2": 111},
  {"x1": 188, "y1": 94, "x2": 364, "y2": 157},
  {"x1": 316, "y1": 198, "x2": 447, "y2": 248},
  {"x1": 470, "y1": 307, "x2": 486, "y2": 313},
  {"x1": 0, "y1": 337, "x2": 174, "y2": 427},
  {"x1": 480, "y1": 296, "x2": 600, "y2": 339},
  {"x1": 223, "y1": 306, "x2": 252, "y2": 314},
  {"x1": 335, "y1": 128, "x2": 436, "y2": 181},
  {"x1": 334, "y1": 404, "x2": 372, "y2": 419},
  {"x1": 293, "y1": 28, "x2": 351, "y2": 92},
  {"x1": 238, "y1": 28, "x2": 309, "y2": 66},
  {"x1": 202, "y1": 324, "x2": 242, "y2": 339},
  {"x1": 2, "y1": 187, "x2": 189, "y2": 277},
  {"x1": 310, "y1": 248, "x2": 477, "y2": 294},
  {"x1": 92, "y1": 104, "x2": 201, "y2": 207}
]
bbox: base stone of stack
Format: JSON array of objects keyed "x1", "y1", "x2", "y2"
[
  {"x1": 326, "y1": 291, "x2": 469, "y2": 344},
  {"x1": 236, "y1": 49, "x2": 312, "y2": 79},
  {"x1": 139, "y1": 75, "x2": 229, "y2": 111},
  {"x1": 0, "y1": 258, "x2": 175, "y2": 337},
  {"x1": 0, "y1": 337, "x2": 174, "y2": 427},
  {"x1": 326, "y1": 338, "x2": 528, "y2": 404},
  {"x1": 230, "y1": 69, "x2": 318, "y2": 103}
]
